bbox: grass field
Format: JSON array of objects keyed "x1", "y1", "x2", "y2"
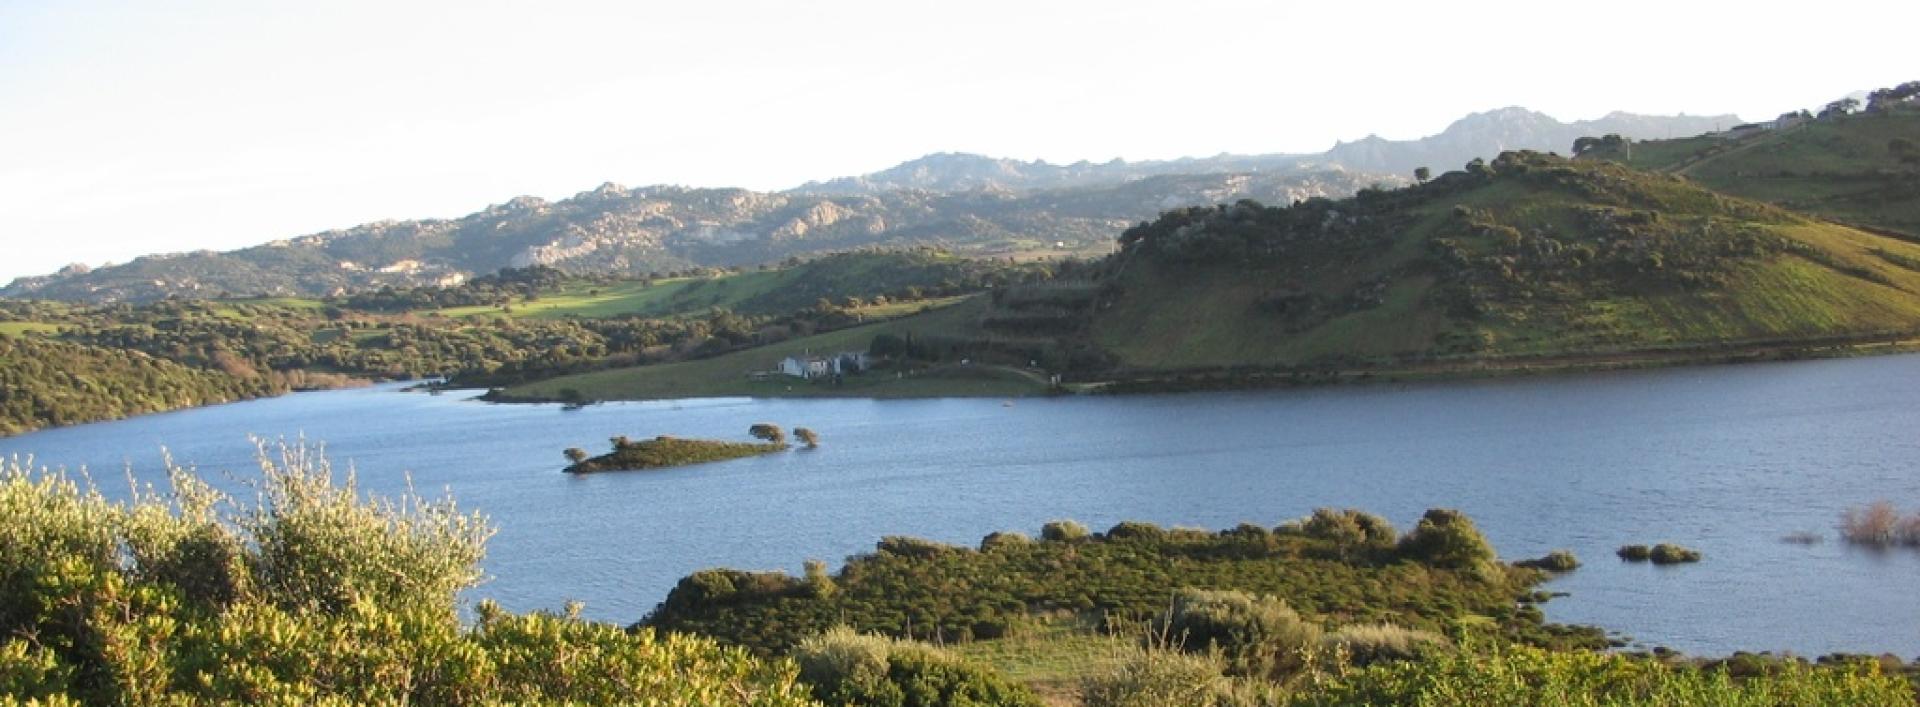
[
  {"x1": 0, "y1": 322, "x2": 59, "y2": 336},
  {"x1": 506, "y1": 296, "x2": 1050, "y2": 400},
  {"x1": 1592, "y1": 112, "x2": 1920, "y2": 237}
]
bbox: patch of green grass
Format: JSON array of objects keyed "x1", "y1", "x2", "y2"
[
  {"x1": 507, "y1": 297, "x2": 1047, "y2": 400},
  {"x1": 0, "y1": 322, "x2": 59, "y2": 336}
]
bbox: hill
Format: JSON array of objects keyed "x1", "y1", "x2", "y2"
[
  {"x1": 797, "y1": 110, "x2": 1734, "y2": 195},
  {"x1": 506, "y1": 151, "x2": 1920, "y2": 402},
  {"x1": 4, "y1": 107, "x2": 1729, "y2": 304},
  {"x1": 1073, "y1": 151, "x2": 1920, "y2": 374},
  {"x1": 1, "y1": 171, "x2": 1381, "y2": 303},
  {"x1": 1576, "y1": 91, "x2": 1920, "y2": 238}
]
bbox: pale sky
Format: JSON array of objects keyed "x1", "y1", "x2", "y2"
[{"x1": 2, "y1": 0, "x2": 1913, "y2": 282}]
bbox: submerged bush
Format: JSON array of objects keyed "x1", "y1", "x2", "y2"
[
  {"x1": 0, "y1": 445, "x2": 814, "y2": 705},
  {"x1": 1842, "y1": 501, "x2": 1920, "y2": 547},
  {"x1": 1617, "y1": 544, "x2": 1653, "y2": 562},
  {"x1": 792, "y1": 627, "x2": 1038, "y2": 707},
  {"x1": 1649, "y1": 543, "x2": 1703, "y2": 564},
  {"x1": 1514, "y1": 550, "x2": 1580, "y2": 572}
]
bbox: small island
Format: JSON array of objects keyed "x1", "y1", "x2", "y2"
[{"x1": 563, "y1": 423, "x2": 805, "y2": 473}]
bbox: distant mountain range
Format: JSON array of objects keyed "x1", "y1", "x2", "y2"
[
  {"x1": 797, "y1": 108, "x2": 1739, "y2": 194},
  {"x1": 4, "y1": 107, "x2": 1737, "y2": 303}
]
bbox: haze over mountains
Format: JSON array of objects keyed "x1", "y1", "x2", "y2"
[{"x1": 4, "y1": 107, "x2": 1737, "y2": 303}]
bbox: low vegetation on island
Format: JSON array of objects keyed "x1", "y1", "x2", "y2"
[
  {"x1": 564, "y1": 425, "x2": 802, "y2": 473},
  {"x1": 1618, "y1": 543, "x2": 1704, "y2": 564}
]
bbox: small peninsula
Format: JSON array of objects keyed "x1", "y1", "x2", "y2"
[{"x1": 564, "y1": 430, "x2": 789, "y2": 473}]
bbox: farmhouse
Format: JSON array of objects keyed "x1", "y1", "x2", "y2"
[{"x1": 777, "y1": 351, "x2": 870, "y2": 379}]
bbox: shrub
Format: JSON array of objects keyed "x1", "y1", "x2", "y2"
[
  {"x1": 0, "y1": 446, "x2": 815, "y2": 705},
  {"x1": 1107, "y1": 521, "x2": 1168, "y2": 542},
  {"x1": 1514, "y1": 550, "x2": 1580, "y2": 572},
  {"x1": 1649, "y1": 543, "x2": 1703, "y2": 564},
  {"x1": 794, "y1": 427, "x2": 820, "y2": 449},
  {"x1": 792, "y1": 627, "x2": 1040, "y2": 707},
  {"x1": 979, "y1": 531, "x2": 1032, "y2": 551},
  {"x1": 1842, "y1": 501, "x2": 1920, "y2": 547},
  {"x1": 1156, "y1": 588, "x2": 1323, "y2": 678},
  {"x1": 1040, "y1": 520, "x2": 1090, "y2": 542},
  {"x1": 1322, "y1": 623, "x2": 1448, "y2": 667},
  {"x1": 804, "y1": 559, "x2": 837, "y2": 599},
  {"x1": 1080, "y1": 646, "x2": 1228, "y2": 707},
  {"x1": 875, "y1": 536, "x2": 961, "y2": 559},
  {"x1": 748, "y1": 423, "x2": 786, "y2": 444},
  {"x1": 1290, "y1": 641, "x2": 1915, "y2": 706},
  {"x1": 1617, "y1": 544, "x2": 1652, "y2": 562},
  {"x1": 1397, "y1": 509, "x2": 1496, "y2": 574},
  {"x1": 1285, "y1": 508, "x2": 1397, "y2": 561}
]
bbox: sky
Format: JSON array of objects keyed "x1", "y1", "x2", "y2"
[{"x1": 1, "y1": 0, "x2": 1914, "y2": 282}]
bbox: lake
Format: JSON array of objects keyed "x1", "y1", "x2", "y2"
[{"x1": 4, "y1": 354, "x2": 1918, "y2": 657}]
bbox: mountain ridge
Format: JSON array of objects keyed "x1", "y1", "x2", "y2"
[{"x1": 5, "y1": 107, "x2": 1735, "y2": 303}]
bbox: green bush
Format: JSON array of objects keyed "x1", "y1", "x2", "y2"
[
  {"x1": 1396, "y1": 509, "x2": 1497, "y2": 574},
  {"x1": 876, "y1": 536, "x2": 963, "y2": 559},
  {"x1": 1291, "y1": 641, "x2": 1914, "y2": 706},
  {"x1": 1514, "y1": 550, "x2": 1580, "y2": 572},
  {"x1": 1157, "y1": 588, "x2": 1323, "y2": 678},
  {"x1": 1618, "y1": 544, "x2": 1653, "y2": 562},
  {"x1": 1080, "y1": 646, "x2": 1230, "y2": 707},
  {"x1": 1041, "y1": 520, "x2": 1091, "y2": 542},
  {"x1": 979, "y1": 531, "x2": 1033, "y2": 551},
  {"x1": 792, "y1": 627, "x2": 1039, "y2": 707},
  {"x1": 1649, "y1": 543, "x2": 1703, "y2": 564},
  {"x1": 1321, "y1": 623, "x2": 1448, "y2": 667},
  {"x1": 1107, "y1": 521, "x2": 1168, "y2": 542},
  {"x1": 0, "y1": 446, "x2": 815, "y2": 705}
]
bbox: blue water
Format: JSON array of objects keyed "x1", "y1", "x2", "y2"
[{"x1": 5, "y1": 354, "x2": 1919, "y2": 657}]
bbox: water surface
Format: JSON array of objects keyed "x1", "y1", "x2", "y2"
[{"x1": 5, "y1": 355, "x2": 1918, "y2": 656}]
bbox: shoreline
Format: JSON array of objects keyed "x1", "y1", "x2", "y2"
[{"x1": 485, "y1": 333, "x2": 1920, "y2": 404}]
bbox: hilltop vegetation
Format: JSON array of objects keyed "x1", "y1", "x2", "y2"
[
  {"x1": 1579, "y1": 81, "x2": 1920, "y2": 238},
  {"x1": 1057, "y1": 150, "x2": 1920, "y2": 374},
  {"x1": 0, "y1": 335, "x2": 272, "y2": 436}
]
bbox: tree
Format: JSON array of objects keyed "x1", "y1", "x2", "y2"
[
  {"x1": 749, "y1": 423, "x2": 786, "y2": 444},
  {"x1": 1819, "y1": 97, "x2": 1860, "y2": 119},
  {"x1": 557, "y1": 387, "x2": 586, "y2": 406},
  {"x1": 1413, "y1": 166, "x2": 1431, "y2": 184},
  {"x1": 794, "y1": 427, "x2": 820, "y2": 448},
  {"x1": 564, "y1": 448, "x2": 588, "y2": 464}
]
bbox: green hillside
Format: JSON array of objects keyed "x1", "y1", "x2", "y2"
[
  {"x1": 1079, "y1": 150, "x2": 1920, "y2": 372},
  {"x1": 1582, "y1": 108, "x2": 1920, "y2": 238}
]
